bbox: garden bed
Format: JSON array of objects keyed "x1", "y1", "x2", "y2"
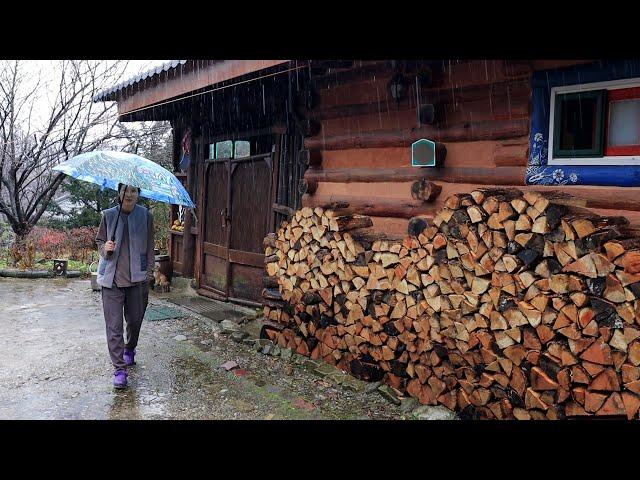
[{"x1": 0, "y1": 268, "x2": 82, "y2": 278}]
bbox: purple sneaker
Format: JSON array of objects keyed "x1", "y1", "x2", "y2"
[
  {"x1": 124, "y1": 348, "x2": 136, "y2": 367},
  {"x1": 113, "y1": 370, "x2": 128, "y2": 389}
]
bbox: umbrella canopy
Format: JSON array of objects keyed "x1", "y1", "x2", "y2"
[{"x1": 53, "y1": 150, "x2": 195, "y2": 208}]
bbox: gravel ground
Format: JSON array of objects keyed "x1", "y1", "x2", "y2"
[{"x1": 0, "y1": 277, "x2": 404, "y2": 420}]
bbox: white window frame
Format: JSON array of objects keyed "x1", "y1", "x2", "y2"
[{"x1": 548, "y1": 77, "x2": 640, "y2": 166}]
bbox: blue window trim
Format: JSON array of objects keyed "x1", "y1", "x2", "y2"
[{"x1": 526, "y1": 60, "x2": 640, "y2": 187}]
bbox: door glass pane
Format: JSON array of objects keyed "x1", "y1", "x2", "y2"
[
  {"x1": 234, "y1": 140, "x2": 250, "y2": 158},
  {"x1": 215, "y1": 140, "x2": 233, "y2": 159},
  {"x1": 558, "y1": 96, "x2": 598, "y2": 150},
  {"x1": 609, "y1": 99, "x2": 640, "y2": 146}
]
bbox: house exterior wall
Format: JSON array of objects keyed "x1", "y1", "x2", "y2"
[
  {"x1": 126, "y1": 59, "x2": 640, "y2": 291},
  {"x1": 301, "y1": 60, "x2": 640, "y2": 234}
]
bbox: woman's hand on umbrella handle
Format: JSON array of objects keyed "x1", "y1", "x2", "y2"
[{"x1": 105, "y1": 240, "x2": 116, "y2": 256}]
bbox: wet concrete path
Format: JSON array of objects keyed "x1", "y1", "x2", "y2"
[{"x1": 0, "y1": 278, "x2": 402, "y2": 420}]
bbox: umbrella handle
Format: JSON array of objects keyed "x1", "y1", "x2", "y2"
[{"x1": 106, "y1": 195, "x2": 123, "y2": 258}]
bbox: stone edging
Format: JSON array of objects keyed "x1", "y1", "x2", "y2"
[{"x1": 220, "y1": 317, "x2": 459, "y2": 420}]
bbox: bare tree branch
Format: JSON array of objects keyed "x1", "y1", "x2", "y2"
[{"x1": 0, "y1": 60, "x2": 128, "y2": 245}]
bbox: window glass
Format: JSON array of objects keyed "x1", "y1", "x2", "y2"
[
  {"x1": 208, "y1": 144, "x2": 215, "y2": 159},
  {"x1": 558, "y1": 96, "x2": 598, "y2": 150},
  {"x1": 553, "y1": 90, "x2": 605, "y2": 158},
  {"x1": 215, "y1": 140, "x2": 233, "y2": 159},
  {"x1": 234, "y1": 140, "x2": 250, "y2": 158},
  {"x1": 609, "y1": 99, "x2": 640, "y2": 146}
]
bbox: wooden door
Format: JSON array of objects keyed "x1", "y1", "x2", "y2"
[
  {"x1": 200, "y1": 159, "x2": 230, "y2": 298},
  {"x1": 227, "y1": 152, "x2": 273, "y2": 303}
]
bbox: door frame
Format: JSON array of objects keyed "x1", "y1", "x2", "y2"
[{"x1": 196, "y1": 127, "x2": 283, "y2": 306}]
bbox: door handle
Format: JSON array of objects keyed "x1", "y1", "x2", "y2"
[{"x1": 221, "y1": 208, "x2": 231, "y2": 228}]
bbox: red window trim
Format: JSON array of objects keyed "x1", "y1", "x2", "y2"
[{"x1": 605, "y1": 86, "x2": 640, "y2": 156}]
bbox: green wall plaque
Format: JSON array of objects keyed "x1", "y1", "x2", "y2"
[{"x1": 412, "y1": 139, "x2": 436, "y2": 167}]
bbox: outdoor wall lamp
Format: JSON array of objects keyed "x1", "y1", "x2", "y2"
[{"x1": 389, "y1": 73, "x2": 408, "y2": 107}]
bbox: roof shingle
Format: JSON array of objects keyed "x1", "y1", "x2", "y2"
[{"x1": 93, "y1": 60, "x2": 188, "y2": 102}]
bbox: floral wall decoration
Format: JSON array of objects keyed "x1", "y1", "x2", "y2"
[
  {"x1": 526, "y1": 60, "x2": 640, "y2": 187},
  {"x1": 526, "y1": 133, "x2": 580, "y2": 186}
]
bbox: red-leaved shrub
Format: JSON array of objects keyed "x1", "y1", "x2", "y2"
[
  {"x1": 66, "y1": 227, "x2": 98, "y2": 261},
  {"x1": 29, "y1": 227, "x2": 67, "y2": 259},
  {"x1": 27, "y1": 226, "x2": 98, "y2": 261}
]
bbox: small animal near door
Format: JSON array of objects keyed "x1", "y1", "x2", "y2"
[{"x1": 199, "y1": 150, "x2": 274, "y2": 304}]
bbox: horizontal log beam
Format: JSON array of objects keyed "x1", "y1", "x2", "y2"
[
  {"x1": 302, "y1": 194, "x2": 440, "y2": 219},
  {"x1": 310, "y1": 60, "x2": 355, "y2": 70},
  {"x1": 310, "y1": 78, "x2": 530, "y2": 122},
  {"x1": 529, "y1": 188, "x2": 640, "y2": 213},
  {"x1": 530, "y1": 60, "x2": 595, "y2": 71},
  {"x1": 494, "y1": 139, "x2": 530, "y2": 167},
  {"x1": 312, "y1": 61, "x2": 421, "y2": 89},
  {"x1": 304, "y1": 119, "x2": 529, "y2": 150},
  {"x1": 304, "y1": 182, "x2": 640, "y2": 215},
  {"x1": 305, "y1": 166, "x2": 525, "y2": 186},
  {"x1": 313, "y1": 60, "x2": 531, "y2": 98}
]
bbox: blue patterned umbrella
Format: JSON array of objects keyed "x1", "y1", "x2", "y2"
[{"x1": 53, "y1": 150, "x2": 195, "y2": 208}]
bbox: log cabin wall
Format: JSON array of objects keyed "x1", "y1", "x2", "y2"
[{"x1": 301, "y1": 60, "x2": 640, "y2": 236}]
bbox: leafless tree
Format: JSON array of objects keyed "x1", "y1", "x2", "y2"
[
  {"x1": 48, "y1": 120, "x2": 173, "y2": 221},
  {"x1": 0, "y1": 60, "x2": 128, "y2": 264},
  {"x1": 115, "y1": 120, "x2": 173, "y2": 170}
]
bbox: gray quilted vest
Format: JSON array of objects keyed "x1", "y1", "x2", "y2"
[{"x1": 97, "y1": 204, "x2": 149, "y2": 288}]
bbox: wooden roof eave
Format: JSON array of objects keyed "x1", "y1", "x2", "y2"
[{"x1": 112, "y1": 59, "x2": 293, "y2": 121}]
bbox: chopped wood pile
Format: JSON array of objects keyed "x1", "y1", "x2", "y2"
[{"x1": 261, "y1": 188, "x2": 640, "y2": 419}]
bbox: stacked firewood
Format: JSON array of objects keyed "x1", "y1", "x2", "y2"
[{"x1": 262, "y1": 188, "x2": 640, "y2": 419}]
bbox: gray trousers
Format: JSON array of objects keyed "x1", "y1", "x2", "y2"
[{"x1": 101, "y1": 282, "x2": 149, "y2": 371}]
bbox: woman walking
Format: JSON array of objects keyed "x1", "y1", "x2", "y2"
[{"x1": 95, "y1": 183, "x2": 155, "y2": 389}]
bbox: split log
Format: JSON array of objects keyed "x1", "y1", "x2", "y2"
[
  {"x1": 262, "y1": 186, "x2": 640, "y2": 420},
  {"x1": 262, "y1": 288, "x2": 282, "y2": 301},
  {"x1": 411, "y1": 179, "x2": 442, "y2": 202},
  {"x1": 328, "y1": 215, "x2": 373, "y2": 232},
  {"x1": 408, "y1": 217, "x2": 430, "y2": 237},
  {"x1": 263, "y1": 275, "x2": 279, "y2": 289}
]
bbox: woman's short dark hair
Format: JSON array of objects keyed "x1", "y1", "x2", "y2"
[{"x1": 117, "y1": 183, "x2": 141, "y2": 195}]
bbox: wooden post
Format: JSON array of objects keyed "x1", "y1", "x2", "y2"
[
  {"x1": 180, "y1": 128, "x2": 197, "y2": 278},
  {"x1": 168, "y1": 121, "x2": 180, "y2": 274}
]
